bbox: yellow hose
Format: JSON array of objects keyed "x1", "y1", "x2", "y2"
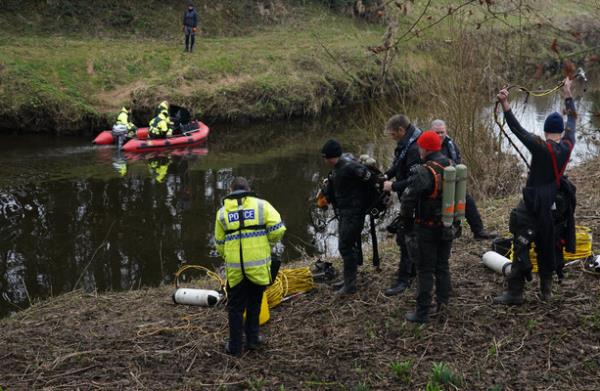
[
  {"x1": 265, "y1": 267, "x2": 314, "y2": 309},
  {"x1": 174, "y1": 264, "x2": 227, "y2": 301}
]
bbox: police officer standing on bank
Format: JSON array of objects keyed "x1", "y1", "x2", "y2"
[
  {"x1": 494, "y1": 77, "x2": 577, "y2": 305},
  {"x1": 398, "y1": 131, "x2": 455, "y2": 323},
  {"x1": 321, "y1": 139, "x2": 374, "y2": 295},
  {"x1": 214, "y1": 177, "x2": 286, "y2": 356},
  {"x1": 431, "y1": 119, "x2": 497, "y2": 240},
  {"x1": 382, "y1": 114, "x2": 422, "y2": 296}
]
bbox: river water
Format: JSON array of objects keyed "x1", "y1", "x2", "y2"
[{"x1": 1, "y1": 92, "x2": 598, "y2": 317}]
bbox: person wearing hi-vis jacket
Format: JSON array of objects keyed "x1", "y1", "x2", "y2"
[{"x1": 214, "y1": 177, "x2": 286, "y2": 356}]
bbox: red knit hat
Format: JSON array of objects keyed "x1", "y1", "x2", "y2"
[{"x1": 417, "y1": 130, "x2": 442, "y2": 151}]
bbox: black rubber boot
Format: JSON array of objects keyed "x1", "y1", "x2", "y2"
[
  {"x1": 334, "y1": 272, "x2": 357, "y2": 296},
  {"x1": 246, "y1": 334, "x2": 265, "y2": 351},
  {"x1": 474, "y1": 229, "x2": 498, "y2": 240},
  {"x1": 225, "y1": 341, "x2": 242, "y2": 357},
  {"x1": 493, "y1": 274, "x2": 525, "y2": 305},
  {"x1": 384, "y1": 280, "x2": 409, "y2": 296},
  {"x1": 331, "y1": 279, "x2": 345, "y2": 290},
  {"x1": 335, "y1": 284, "x2": 357, "y2": 296},
  {"x1": 493, "y1": 290, "x2": 524, "y2": 305},
  {"x1": 539, "y1": 277, "x2": 553, "y2": 301},
  {"x1": 405, "y1": 308, "x2": 428, "y2": 324}
]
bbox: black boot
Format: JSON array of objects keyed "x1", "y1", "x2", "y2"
[
  {"x1": 384, "y1": 280, "x2": 409, "y2": 296},
  {"x1": 335, "y1": 284, "x2": 357, "y2": 296},
  {"x1": 246, "y1": 334, "x2": 265, "y2": 351},
  {"x1": 474, "y1": 229, "x2": 498, "y2": 240},
  {"x1": 493, "y1": 290, "x2": 524, "y2": 305},
  {"x1": 430, "y1": 302, "x2": 448, "y2": 318},
  {"x1": 493, "y1": 274, "x2": 525, "y2": 305},
  {"x1": 405, "y1": 307, "x2": 428, "y2": 324},
  {"x1": 334, "y1": 271, "x2": 357, "y2": 296},
  {"x1": 539, "y1": 277, "x2": 552, "y2": 301},
  {"x1": 225, "y1": 340, "x2": 242, "y2": 357},
  {"x1": 331, "y1": 279, "x2": 345, "y2": 290}
]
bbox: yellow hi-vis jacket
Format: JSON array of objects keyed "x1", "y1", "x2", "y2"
[
  {"x1": 148, "y1": 111, "x2": 172, "y2": 137},
  {"x1": 214, "y1": 192, "x2": 286, "y2": 288},
  {"x1": 155, "y1": 100, "x2": 171, "y2": 117},
  {"x1": 116, "y1": 107, "x2": 135, "y2": 131}
]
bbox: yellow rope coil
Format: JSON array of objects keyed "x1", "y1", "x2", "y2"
[
  {"x1": 266, "y1": 275, "x2": 285, "y2": 308},
  {"x1": 565, "y1": 226, "x2": 593, "y2": 260},
  {"x1": 265, "y1": 267, "x2": 314, "y2": 309},
  {"x1": 508, "y1": 225, "x2": 593, "y2": 272},
  {"x1": 174, "y1": 264, "x2": 226, "y2": 289},
  {"x1": 173, "y1": 264, "x2": 227, "y2": 302}
]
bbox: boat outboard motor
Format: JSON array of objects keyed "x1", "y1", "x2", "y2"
[{"x1": 112, "y1": 124, "x2": 128, "y2": 150}]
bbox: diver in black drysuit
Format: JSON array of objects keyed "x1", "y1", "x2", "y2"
[
  {"x1": 494, "y1": 77, "x2": 577, "y2": 305},
  {"x1": 321, "y1": 140, "x2": 375, "y2": 295},
  {"x1": 382, "y1": 117, "x2": 422, "y2": 296}
]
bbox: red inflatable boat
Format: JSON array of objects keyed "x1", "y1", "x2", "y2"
[
  {"x1": 93, "y1": 127, "x2": 149, "y2": 145},
  {"x1": 121, "y1": 122, "x2": 209, "y2": 153}
]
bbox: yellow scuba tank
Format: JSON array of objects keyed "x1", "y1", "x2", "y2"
[
  {"x1": 441, "y1": 166, "x2": 456, "y2": 227},
  {"x1": 454, "y1": 164, "x2": 468, "y2": 223}
]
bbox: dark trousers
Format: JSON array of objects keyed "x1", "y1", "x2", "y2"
[
  {"x1": 395, "y1": 231, "x2": 415, "y2": 283},
  {"x1": 509, "y1": 200, "x2": 562, "y2": 285},
  {"x1": 338, "y1": 213, "x2": 365, "y2": 279},
  {"x1": 227, "y1": 279, "x2": 266, "y2": 354},
  {"x1": 413, "y1": 226, "x2": 453, "y2": 314},
  {"x1": 465, "y1": 193, "x2": 484, "y2": 234},
  {"x1": 184, "y1": 28, "x2": 196, "y2": 51}
]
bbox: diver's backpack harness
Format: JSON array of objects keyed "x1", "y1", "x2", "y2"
[
  {"x1": 546, "y1": 140, "x2": 573, "y2": 188},
  {"x1": 417, "y1": 161, "x2": 467, "y2": 229}
]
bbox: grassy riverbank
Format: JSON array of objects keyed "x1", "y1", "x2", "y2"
[
  {"x1": 1, "y1": 154, "x2": 599, "y2": 390},
  {"x1": 1, "y1": 0, "x2": 599, "y2": 135}
]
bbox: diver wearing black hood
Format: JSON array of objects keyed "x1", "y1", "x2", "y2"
[{"x1": 494, "y1": 77, "x2": 577, "y2": 305}]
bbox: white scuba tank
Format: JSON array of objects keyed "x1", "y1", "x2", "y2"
[
  {"x1": 172, "y1": 288, "x2": 223, "y2": 306},
  {"x1": 482, "y1": 251, "x2": 512, "y2": 276}
]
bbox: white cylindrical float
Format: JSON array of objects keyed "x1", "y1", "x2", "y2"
[
  {"x1": 172, "y1": 288, "x2": 223, "y2": 306},
  {"x1": 482, "y1": 251, "x2": 512, "y2": 276}
]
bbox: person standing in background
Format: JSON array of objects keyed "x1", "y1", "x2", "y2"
[{"x1": 183, "y1": 2, "x2": 199, "y2": 53}]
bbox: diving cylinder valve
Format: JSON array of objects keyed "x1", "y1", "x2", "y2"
[
  {"x1": 454, "y1": 164, "x2": 467, "y2": 223},
  {"x1": 172, "y1": 288, "x2": 223, "y2": 306},
  {"x1": 442, "y1": 166, "x2": 456, "y2": 227},
  {"x1": 482, "y1": 251, "x2": 512, "y2": 276}
]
